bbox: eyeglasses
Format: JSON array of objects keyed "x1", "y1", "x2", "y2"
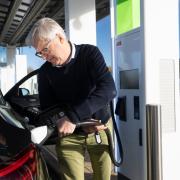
[{"x1": 35, "y1": 39, "x2": 53, "y2": 58}]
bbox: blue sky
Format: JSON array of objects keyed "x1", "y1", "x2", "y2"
[
  {"x1": 22, "y1": 15, "x2": 111, "y2": 70},
  {"x1": 96, "y1": 15, "x2": 111, "y2": 66}
]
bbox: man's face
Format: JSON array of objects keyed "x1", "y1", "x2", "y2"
[{"x1": 35, "y1": 35, "x2": 66, "y2": 66}]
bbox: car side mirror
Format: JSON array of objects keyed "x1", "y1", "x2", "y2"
[{"x1": 18, "y1": 88, "x2": 30, "y2": 96}]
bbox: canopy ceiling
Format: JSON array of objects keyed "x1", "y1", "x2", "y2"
[{"x1": 0, "y1": 0, "x2": 109, "y2": 47}]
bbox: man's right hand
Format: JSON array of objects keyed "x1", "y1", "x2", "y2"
[{"x1": 56, "y1": 116, "x2": 76, "y2": 137}]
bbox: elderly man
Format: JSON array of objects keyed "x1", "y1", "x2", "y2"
[{"x1": 26, "y1": 17, "x2": 116, "y2": 180}]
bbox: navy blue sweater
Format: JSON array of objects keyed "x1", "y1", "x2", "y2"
[{"x1": 38, "y1": 44, "x2": 117, "y2": 123}]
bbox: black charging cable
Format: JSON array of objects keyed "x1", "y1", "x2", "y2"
[{"x1": 106, "y1": 101, "x2": 123, "y2": 167}]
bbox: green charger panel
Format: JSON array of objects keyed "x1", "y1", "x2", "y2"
[{"x1": 116, "y1": 0, "x2": 140, "y2": 35}]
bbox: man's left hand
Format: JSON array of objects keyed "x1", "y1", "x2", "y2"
[{"x1": 82, "y1": 124, "x2": 107, "y2": 134}]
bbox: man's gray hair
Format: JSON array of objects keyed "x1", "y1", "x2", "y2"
[{"x1": 26, "y1": 17, "x2": 66, "y2": 46}]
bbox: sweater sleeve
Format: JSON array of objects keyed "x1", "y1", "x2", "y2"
[{"x1": 69, "y1": 45, "x2": 117, "y2": 122}]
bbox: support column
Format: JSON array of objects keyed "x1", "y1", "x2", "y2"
[
  {"x1": 15, "y1": 54, "x2": 27, "y2": 82},
  {"x1": 64, "y1": 0, "x2": 96, "y2": 45},
  {"x1": 0, "y1": 46, "x2": 16, "y2": 94}
]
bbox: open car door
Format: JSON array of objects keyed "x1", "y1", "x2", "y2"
[{"x1": 4, "y1": 69, "x2": 41, "y2": 125}]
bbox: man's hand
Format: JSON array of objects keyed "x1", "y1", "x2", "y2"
[
  {"x1": 56, "y1": 116, "x2": 76, "y2": 137},
  {"x1": 82, "y1": 124, "x2": 107, "y2": 134}
]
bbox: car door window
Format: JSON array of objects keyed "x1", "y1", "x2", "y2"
[{"x1": 19, "y1": 74, "x2": 38, "y2": 96}]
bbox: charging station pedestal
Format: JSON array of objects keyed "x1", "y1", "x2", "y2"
[{"x1": 111, "y1": 0, "x2": 180, "y2": 180}]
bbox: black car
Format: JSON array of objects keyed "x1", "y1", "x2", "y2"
[{"x1": 0, "y1": 69, "x2": 60, "y2": 179}]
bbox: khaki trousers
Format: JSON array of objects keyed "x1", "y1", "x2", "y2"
[{"x1": 56, "y1": 121, "x2": 112, "y2": 180}]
